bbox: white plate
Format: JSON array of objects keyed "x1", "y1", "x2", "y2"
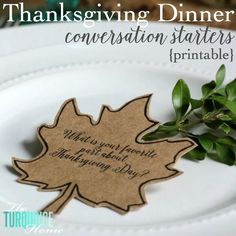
[{"x1": 0, "y1": 23, "x2": 236, "y2": 236}]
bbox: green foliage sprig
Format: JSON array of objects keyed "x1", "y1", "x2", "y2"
[{"x1": 143, "y1": 65, "x2": 236, "y2": 166}]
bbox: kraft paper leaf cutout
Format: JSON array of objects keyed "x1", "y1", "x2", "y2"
[{"x1": 12, "y1": 95, "x2": 196, "y2": 214}]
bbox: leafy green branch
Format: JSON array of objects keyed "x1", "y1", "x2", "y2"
[{"x1": 143, "y1": 65, "x2": 236, "y2": 166}]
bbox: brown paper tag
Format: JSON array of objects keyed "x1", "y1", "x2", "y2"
[{"x1": 12, "y1": 95, "x2": 196, "y2": 214}]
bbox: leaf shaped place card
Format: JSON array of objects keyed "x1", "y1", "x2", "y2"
[{"x1": 12, "y1": 95, "x2": 196, "y2": 214}]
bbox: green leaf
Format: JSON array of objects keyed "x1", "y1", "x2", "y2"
[
  {"x1": 197, "y1": 135, "x2": 214, "y2": 152},
  {"x1": 215, "y1": 64, "x2": 225, "y2": 88},
  {"x1": 215, "y1": 88, "x2": 226, "y2": 96},
  {"x1": 203, "y1": 99, "x2": 215, "y2": 113},
  {"x1": 215, "y1": 143, "x2": 235, "y2": 166},
  {"x1": 145, "y1": 65, "x2": 236, "y2": 167},
  {"x1": 211, "y1": 95, "x2": 236, "y2": 116},
  {"x1": 157, "y1": 125, "x2": 178, "y2": 132},
  {"x1": 204, "y1": 120, "x2": 223, "y2": 129},
  {"x1": 201, "y1": 81, "x2": 216, "y2": 98},
  {"x1": 188, "y1": 146, "x2": 206, "y2": 161},
  {"x1": 226, "y1": 78, "x2": 236, "y2": 101},
  {"x1": 142, "y1": 126, "x2": 178, "y2": 141},
  {"x1": 217, "y1": 136, "x2": 236, "y2": 149},
  {"x1": 219, "y1": 123, "x2": 231, "y2": 134},
  {"x1": 214, "y1": 99, "x2": 224, "y2": 110},
  {"x1": 220, "y1": 125, "x2": 231, "y2": 134},
  {"x1": 217, "y1": 114, "x2": 232, "y2": 121},
  {"x1": 190, "y1": 99, "x2": 203, "y2": 110},
  {"x1": 162, "y1": 121, "x2": 177, "y2": 126},
  {"x1": 172, "y1": 79, "x2": 190, "y2": 121},
  {"x1": 223, "y1": 101, "x2": 236, "y2": 115},
  {"x1": 227, "y1": 111, "x2": 236, "y2": 120}
]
